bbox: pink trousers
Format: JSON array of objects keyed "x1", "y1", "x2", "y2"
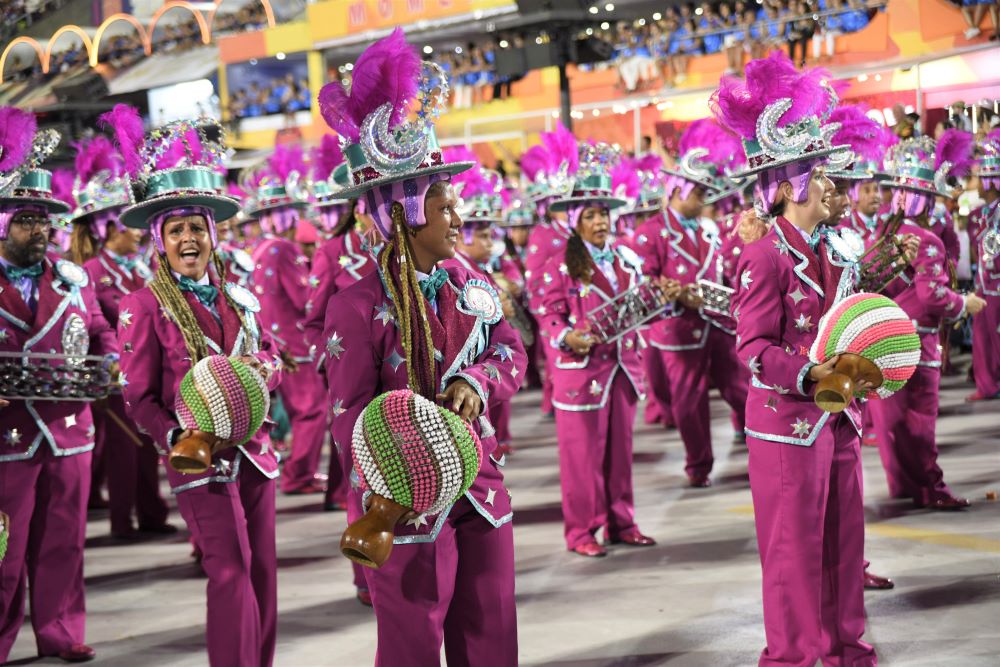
[
  {"x1": 972, "y1": 295, "x2": 1000, "y2": 398},
  {"x1": 174, "y1": 465, "x2": 277, "y2": 667},
  {"x1": 278, "y1": 363, "x2": 329, "y2": 492},
  {"x1": 748, "y1": 415, "x2": 875, "y2": 667},
  {"x1": 868, "y1": 364, "x2": 951, "y2": 502},
  {"x1": 0, "y1": 449, "x2": 90, "y2": 661},
  {"x1": 554, "y1": 372, "x2": 638, "y2": 549},
  {"x1": 367, "y1": 497, "x2": 517, "y2": 667},
  {"x1": 642, "y1": 332, "x2": 674, "y2": 426},
  {"x1": 658, "y1": 327, "x2": 749, "y2": 478}
]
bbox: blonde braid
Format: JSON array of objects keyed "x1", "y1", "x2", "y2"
[{"x1": 149, "y1": 257, "x2": 209, "y2": 362}]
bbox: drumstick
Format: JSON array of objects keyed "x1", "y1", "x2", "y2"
[{"x1": 97, "y1": 404, "x2": 145, "y2": 448}]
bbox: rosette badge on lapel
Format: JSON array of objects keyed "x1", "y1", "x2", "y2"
[{"x1": 318, "y1": 27, "x2": 473, "y2": 239}]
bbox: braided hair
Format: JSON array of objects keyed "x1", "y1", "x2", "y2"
[
  {"x1": 149, "y1": 251, "x2": 255, "y2": 364},
  {"x1": 378, "y1": 201, "x2": 438, "y2": 399}
]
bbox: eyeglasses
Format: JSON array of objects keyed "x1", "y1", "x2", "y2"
[{"x1": 11, "y1": 213, "x2": 52, "y2": 232}]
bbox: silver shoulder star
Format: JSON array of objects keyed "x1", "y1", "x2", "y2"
[
  {"x1": 326, "y1": 332, "x2": 345, "y2": 359},
  {"x1": 374, "y1": 303, "x2": 394, "y2": 326},
  {"x1": 747, "y1": 355, "x2": 761, "y2": 375},
  {"x1": 791, "y1": 418, "x2": 812, "y2": 436}
]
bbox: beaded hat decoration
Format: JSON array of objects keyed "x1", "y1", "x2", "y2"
[
  {"x1": 884, "y1": 130, "x2": 974, "y2": 216},
  {"x1": 175, "y1": 355, "x2": 271, "y2": 446},
  {"x1": 809, "y1": 293, "x2": 920, "y2": 400},
  {"x1": 318, "y1": 28, "x2": 472, "y2": 238},
  {"x1": 309, "y1": 134, "x2": 351, "y2": 212},
  {"x1": 711, "y1": 52, "x2": 847, "y2": 210},
  {"x1": 500, "y1": 191, "x2": 535, "y2": 228},
  {"x1": 824, "y1": 104, "x2": 894, "y2": 184},
  {"x1": 68, "y1": 134, "x2": 132, "y2": 231},
  {"x1": 109, "y1": 105, "x2": 239, "y2": 242},
  {"x1": 245, "y1": 144, "x2": 311, "y2": 230},
  {"x1": 980, "y1": 129, "x2": 1000, "y2": 189},
  {"x1": 549, "y1": 142, "x2": 628, "y2": 219},
  {"x1": 612, "y1": 154, "x2": 665, "y2": 217},
  {"x1": 351, "y1": 389, "x2": 483, "y2": 516},
  {"x1": 521, "y1": 122, "x2": 579, "y2": 209},
  {"x1": 0, "y1": 106, "x2": 67, "y2": 238},
  {"x1": 445, "y1": 146, "x2": 503, "y2": 239}
]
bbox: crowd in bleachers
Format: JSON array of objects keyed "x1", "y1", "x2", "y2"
[
  {"x1": 1, "y1": 2, "x2": 272, "y2": 84},
  {"x1": 228, "y1": 73, "x2": 312, "y2": 119}
]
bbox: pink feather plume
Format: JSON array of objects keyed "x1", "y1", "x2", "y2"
[
  {"x1": 154, "y1": 129, "x2": 206, "y2": 170},
  {"x1": 267, "y1": 144, "x2": 306, "y2": 182},
  {"x1": 98, "y1": 104, "x2": 145, "y2": 177},
  {"x1": 318, "y1": 27, "x2": 421, "y2": 143},
  {"x1": 539, "y1": 122, "x2": 579, "y2": 175},
  {"x1": 679, "y1": 118, "x2": 743, "y2": 170},
  {"x1": 828, "y1": 104, "x2": 886, "y2": 162},
  {"x1": 0, "y1": 106, "x2": 37, "y2": 173},
  {"x1": 711, "y1": 51, "x2": 834, "y2": 140},
  {"x1": 73, "y1": 135, "x2": 123, "y2": 183},
  {"x1": 935, "y1": 128, "x2": 975, "y2": 178},
  {"x1": 611, "y1": 158, "x2": 642, "y2": 200},
  {"x1": 444, "y1": 146, "x2": 490, "y2": 198},
  {"x1": 50, "y1": 169, "x2": 76, "y2": 208},
  {"x1": 311, "y1": 135, "x2": 344, "y2": 181},
  {"x1": 227, "y1": 182, "x2": 247, "y2": 200},
  {"x1": 520, "y1": 144, "x2": 552, "y2": 181},
  {"x1": 634, "y1": 153, "x2": 663, "y2": 173}
]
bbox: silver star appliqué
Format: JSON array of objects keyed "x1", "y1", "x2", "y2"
[
  {"x1": 338, "y1": 255, "x2": 352, "y2": 268},
  {"x1": 485, "y1": 488, "x2": 497, "y2": 506},
  {"x1": 748, "y1": 356, "x2": 761, "y2": 375},
  {"x1": 765, "y1": 397, "x2": 779, "y2": 413},
  {"x1": 492, "y1": 343, "x2": 513, "y2": 362},
  {"x1": 773, "y1": 239, "x2": 789, "y2": 256},
  {"x1": 117, "y1": 372, "x2": 128, "y2": 388},
  {"x1": 483, "y1": 364, "x2": 500, "y2": 381},
  {"x1": 740, "y1": 270, "x2": 753, "y2": 289},
  {"x1": 331, "y1": 399, "x2": 346, "y2": 417},
  {"x1": 925, "y1": 245, "x2": 939, "y2": 258},
  {"x1": 4, "y1": 429, "x2": 21, "y2": 446},
  {"x1": 589, "y1": 380, "x2": 603, "y2": 396},
  {"x1": 308, "y1": 275, "x2": 320, "y2": 288},
  {"x1": 119, "y1": 309, "x2": 133, "y2": 328},
  {"x1": 794, "y1": 314, "x2": 813, "y2": 332},
  {"x1": 326, "y1": 333, "x2": 345, "y2": 359},
  {"x1": 772, "y1": 385, "x2": 790, "y2": 395},
  {"x1": 65, "y1": 414, "x2": 76, "y2": 428},
  {"x1": 386, "y1": 349, "x2": 406, "y2": 371},
  {"x1": 0, "y1": 328, "x2": 8, "y2": 342},
  {"x1": 788, "y1": 287, "x2": 806, "y2": 305},
  {"x1": 374, "y1": 303, "x2": 394, "y2": 326},
  {"x1": 791, "y1": 418, "x2": 812, "y2": 436},
  {"x1": 407, "y1": 514, "x2": 429, "y2": 528},
  {"x1": 934, "y1": 285, "x2": 947, "y2": 299}
]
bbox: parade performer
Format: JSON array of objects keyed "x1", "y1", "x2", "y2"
[
  {"x1": 66, "y1": 128, "x2": 174, "y2": 540},
  {"x1": 967, "y1": 129, "x2": 1000, "y2": 401},
  {"x1": 713, "y1": 52, "x2": 877, "y2": 665},
  {"x1": 318, "y1": 29, "x2": 526, "y2": 665},
  {"x1": 869, "y1": 131, "x2": 986, "y2": 509},
  {"x1": 112, "y1": 109, "x2": 284, "y2": 667},
  {"x1": 538, "y1": 143, "x2": 665, "y2": 556},
  {"x1": 0, "y1": 108, "x2": 115, "y2": 664},
  {"x1": 247, "y1": 146, "x2": 328, "y2": 496},
  {"x1": 634, "y1": 118, "x2": 749, "y2": 487}
]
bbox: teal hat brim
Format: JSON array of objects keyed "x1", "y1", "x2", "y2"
[
  {"x1": 548, "y1": 196, "x2": 628, "y2": 213},
  {"x1": 0, "y1": 196, "x2": 71, "y2": 215},
  {"x1": 245, "y1": 199, "x2": 311, "y2": 219},
  {"x1": 733, "y1": 145, "x2": 846, "y2": 179},
  {"x1": 68, "y1": 203, "x2": 128, "y2": 225},
  {"x1": 334, "y1": 162, "x2": 475, "y2": 202},
  {"x1": 119, "y1": 194, "x2": 241, "y2": 229}
]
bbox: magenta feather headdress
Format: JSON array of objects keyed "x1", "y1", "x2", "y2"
[
  {"x1": 540, "y1": 122, "x2": 579, "y2": 175},
  {"x1": 520, "y1": 144, "x2": 553, "y2": 182},
  {"x1": 710, "y1": 52, "x2": 832, "y2": 141},
  {"x1": 935, "y1": 128, "x2": 974, "y2": 178},
  {"x1": 0, "y1": 107, "x2": 36, "y2": 173},
  {"x1": 266, "y1": 144, "x2": 306, "y2": 183},
  {"x1": 828, "y1": 105, "x2": 885, "y2": 162},
  {"x1": 318, "y1": 27, "x2": 421, "y2": 142},
  {"x1": 445, "y1": 146, "x2": 489, "y2": 198},
  {"x1": 611, "y1": 158, "x2": 642, "y2": 200},
  {"x1": 74, "y1": 135, "x2": 124, "y2": 183},
  {"x1": 50, "y1": 169, "x2": 76, "y2": 208},
  {"x1": 634, "y1": 153, "x2": 663, "y2": 173},
  {"x1": 153, "y1": 128, "x2": 208, "y2": 170},
  {"x1": 679, "y1": 118, "x2": 743, "y2": 170},
  {"x1": 227, "y1": 182, "x2": 247, "y2": 200},
  {"x1": 98, "y1": 104, "x2": 145, "y2": 177},
  {"x1": 311, "y1": 134, "x2": 344, "y2": 181}
]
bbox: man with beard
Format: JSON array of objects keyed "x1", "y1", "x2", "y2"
[{"x1": 0, "y1": 108, "x2": 117, "y2": 664}]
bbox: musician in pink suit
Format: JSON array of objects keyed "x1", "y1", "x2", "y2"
[
  {"x1": 713, "y1": 53, "x2": 878, "y2": 665},
  {"x1": 868, "y1": 131, "x2": 986, "y2": 510},
  {"x1": 967, "y1": 130, "x2": 1000, "y2": 402},
  {"x1": 633, "y1": 119, "x2": 750, "y2": 487},
  {"x1": 63, "y1": 132, "x2": 174, "y2": 541},
  {"x1": 537, "y1": 146, "x2": 666, "y2": 557},
  {"x1": 111, "y1": 108, "x2": 284, "y2": 667},
  {"x1": 317, "y1": 30, "x2": 527, "y2": 665},
  {"x1": 0, "y1": 112, "x2": 113, "y2": 664},
  {"x1": 247, "y1": 146, "x2": 329, "y2": 496}
]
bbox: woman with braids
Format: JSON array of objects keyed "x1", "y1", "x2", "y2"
[
  {"x1": 318, "y1": 29, "x2": 526, "y2": 665},
  {"x1": 111, "y1": 106, "x2": 284, "y2": 667},
  {"x1": 66, "y1": 127, "x2": 173, "y2": 540},
  {"x1": 537, "y1": 144, "x2": 675, "y2": 558},
  {"x1": 712, "y1": 53, "x2": 878, "y2": 665}
]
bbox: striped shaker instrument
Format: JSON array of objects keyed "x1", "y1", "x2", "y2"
[
  {"x1": 810, "y1": 293, "x2": 921, "y2": 399},
  {"x1": 352, "y1": 389, "x2": 483, "y2": 516},
  {"x1": 175, "y1": 355, "x2": 271, "y2": 445}
]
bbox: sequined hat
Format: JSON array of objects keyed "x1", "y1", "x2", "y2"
[
  {"x1": 520, "y1": 123, "x2": 578, "y2": 204},
  {"x1": 318, "y1": 28, "x2": 472, "y2": 238},
  {"x1": 824, "y1": 104, "x2": 894, "y2": 183},
  {"x1": 976, "y1": 128, "x2": 1000, "y2": 189},
  {"x1": 309, "y1": 134, "x2": 351, "y2": 209},
  {"x1": 0, "y1": 107, "x2": 69, "y2": 229},
  {"x1": 67, "y1": 135, "x2": 132, "y2": 225},
  {"x1": 548, "y1": 143, "x2": 628, "y2": 213},
  {"x1": 883, "y1": 130, "x2": 974, "y2": 198},
  {"x1": 244, "y1": 144, "x2": 311, "y2": 219}
]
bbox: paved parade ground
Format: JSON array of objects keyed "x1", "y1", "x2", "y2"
[{"x1": 8, "y1": 360, "x2": 1000, "y2": 666}]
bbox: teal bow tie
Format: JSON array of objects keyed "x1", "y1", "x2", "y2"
[
  {"x1": 808, "y1": 227, "x2": 830, "y2": 251},
  {"x1": 3, "y1": 262, "x2": 43, "y2": 282},
  {"x1": 589, "y1": 247, "x2": 616, "y2": 265},
  {"x1": 678, "y1": 217, "x2": 700, "y2": 232},
  {"x1": 113, "y1": 255, "x2": 139, "y2": 272},
  {"x1": 418, "y1": 269, "x2": 449, "y2": 302},
  {"x1": 177, "y1": 275, "x2": 219, "y2": 307}
]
